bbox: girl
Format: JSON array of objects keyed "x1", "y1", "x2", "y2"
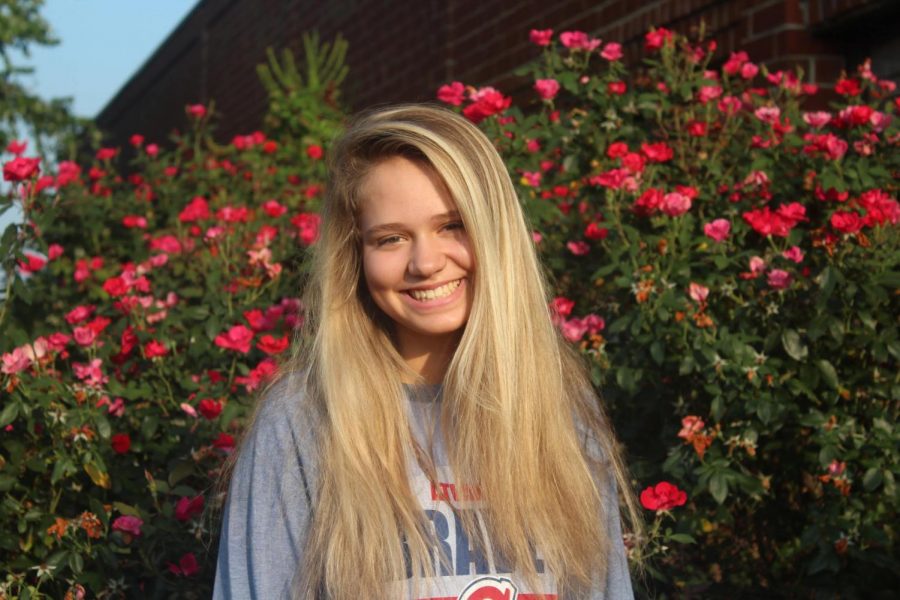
[{"x1": 214, "y1": 105, "x2": 638, "y2": 599}]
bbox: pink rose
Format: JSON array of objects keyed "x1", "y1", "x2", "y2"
[
  {"x1": 697, "y1": 86, "x2": 722, "y2": 104},
  {"x1": 678, "y1": 416, "x2": 705, "y2": 440},
  {"x1": 767, "y1": 269, "x2": 792, "y2": 290},
  {"x1": 65, "y1": 305, "x2": 96, "y2": 325},
  {"x1": 437, "y1": 81, "x2": 466, "y2": 106},
  {"x1": 703, "y1": 219, "x2": 731, "y2": 242},
  {"x1": 559, "y1": 31, "x2": 601, "y2": 51},
  {"x1": 534, "y1": 79, "x2": 560, "y2": 101},
  {"x1": 782, "y1": 246, "x2": 804, "y2": 263},
  {"x1": 661, "y1": 192, "x2": 691, "y2": 216},
  {"x1": 214, "y1": 325, "x2": 254, "y2": 353},
  {"x1": 186, "y1": 104, "x2": 207, "y2": 118},
  {"x1": 566, "y1": 241, "x2": 590, "y2": 256},
  {"x1": 688, "y1": 282, "x2": 709, "y2": 304},
  {"x1": 1, "y1": 347, "x2": 32, "y2": 375},
  {"x1": 550, "y1": 297, "x2": 575, "y2": 319},
  {"x1": 560, "y1": 318, "x2": 589, "y2": 342},
  {"x1": 529, "y1": 29, "x2": 553, "y2": 46},
  {"x1": 600, "y1": 42, "x2": 623, "y2": 61},
  {"x1": 112, "y1": 515, "x2": 143, "y2": 537}
]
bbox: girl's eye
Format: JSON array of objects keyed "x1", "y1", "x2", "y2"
[
  {"x1": 376, "y1": 235, "x2": 403, "y2": 247},
  {"x1": 444, "y1": 221, "x2": 465, "y2": 232}
]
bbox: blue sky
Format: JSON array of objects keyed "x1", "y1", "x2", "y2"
[
  {"x1": 2, "y1": 1, "x2": 196, "y2": 232},
  {"x1": 24, "y1": 0, "x2": 197, "y2": 118}
]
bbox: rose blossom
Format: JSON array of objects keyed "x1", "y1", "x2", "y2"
[
  {"x1": 437, "y1": 81, "x2": 465, "y2": 106},
  {"x1": 678, "y1": 416, "x2": 705, "y2": 440},
  {"x1": 782, "y1": 246, "x2": 804, "y2": 263},
  {"x1": 3, "y1": 156, "x2": 40, "y2": 182},
  {"x1": 111, "y1": 515, "x2": 143, "y2": 537},
  {"x1": 566, "y1": 241, "x2": 590, "y2": 256},
  {"x1": 703, "y1": 219, "x2": 731, "y2": 242},
  {"x1": 175, "y1": 496, "x2": 205, "y2": 521},
  {"x1": 767, "y1": 269, "x2": 792, "y2": 290},
  {"x1": 661, "y1": 192, "x2": 691, "y2": 216},
  {"x1": 534, "y1": 79, "x2": 560, "y2": 100},
  {"x1": 529, "y1": 29, "x2": 553, "y2": 46},
  {"x1": 640, "y1": 481, "x2": 687, "y2": 511},
  {"x1": 214, "y1": 325, "x2": 254, "y2": 353},
  {"x1": 688, "y1": 282, "x2": 709, "y2": 304},
  {"x1": 559, "y1": 31, "x2": 601, "y2": 51},
  {"x1": 600, "y1": 42, "x2": 623, "y2": 61}
]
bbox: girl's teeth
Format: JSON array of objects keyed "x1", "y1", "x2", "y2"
[{"x1": 409, "y1": 279, "x2": 461, "y2": 301}]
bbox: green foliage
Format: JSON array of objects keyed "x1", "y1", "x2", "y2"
[
  {"x1": 451, "y1": 27, "x2": 898, "y2": 597},
  {"x1": 257, "y1": 31, "x2": 347, "y2": 157},
  {"x1": 1, "y1": 19, "x2": 898, "y2": 599}
]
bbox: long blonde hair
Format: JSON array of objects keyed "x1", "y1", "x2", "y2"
[{"x1": 244, "y1": 105, "x2": 639, "y2": 598}]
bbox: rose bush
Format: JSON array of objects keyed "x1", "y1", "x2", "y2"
[
  {"x1": 0, "y1": 24, "x2": 898, "y2": 598},
  {"x1": 0, "y1": 37, "x2": 342, "y2": 599},
  {"x1": 437, "y1": 26, "x2": 898, "y2": 596}
]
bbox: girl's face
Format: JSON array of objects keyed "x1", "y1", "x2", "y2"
[{"x1": 358, "y1": 156, "x2": 474, "y2": 360}]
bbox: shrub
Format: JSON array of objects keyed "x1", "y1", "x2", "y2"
[
  {"x1": 1, "y1": 24, "x2": 898, "y2": 599},
  {"x1": 438, "y1": 26, "x2": 899, "y2": 596},
  {"x1": 0, "y1": 36, "x2": 343, "y2": 599}
]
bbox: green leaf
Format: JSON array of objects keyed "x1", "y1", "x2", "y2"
[
  {"x1": 862, "y1": 467, "x2": 883, "y2": 491},
  {"x1": 817, "y1": 359, "x2": 839, "y2": 389},
  {"x1": 141, "y1": 415, "x2": 159, "y2": 440},
  {"x1": 113, "y1": 502, "x2": 141, "y2": 517},
  {"x1": 709, "y1": 472, "x2": 728, "y2": 504},
  {"x1": 68, "y1": 551, "x2": 84, "y2": 575},
  {"x1": 781, "y1": 329, "x2": 807, "y2": 361},
  {"x1": 0, "y1": 402, "x2": 19, "y2": 427},
  {"x1": 649, "y1": 340, "x2": 665, "y2": 365},
  {"x1": 668, "y1": 533, "x2": 696, "y2": 544},
  {"x1": 168, "y1": 460, "x2": 194, "y2": 487}
]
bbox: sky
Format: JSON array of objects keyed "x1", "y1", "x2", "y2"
[
  {"x1": 2, "y1": 0, "x2": 197, "y2": 233},
  {"x1": 25, "y1": 0, "x2": 198, "y2": 118}
]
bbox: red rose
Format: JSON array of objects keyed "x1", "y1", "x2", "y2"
[
  {"x1": 3, "y1": 157, "x2": 41, "y2": 182},
  {"x1": 584, "y1": 222, "x2": 609, "y2": 240},
  {"x1": 168, "y1": 552, "x2": 199, "y2": 577},
  {"x1": 257, "y1": 334, "x2": 289, "y2": 355},
  {"x1": 462, "y1": 87, "x2": 512, "y2": 124},
  {"x1": 437, "y1": 81, "x2": 466, "y2": 106},
  {"x1": 213, "y1": 432, "x2": 235, "y2": 450},
  {"x1": 186, "y1": 104, "x2": 207, "y2": 118},
  {"x1": 830, "y1": 210, "x2": 863, "y2": 234},
  {"x1": 179, "y1": 196, "x2": 210, "y2": 222},
  {"x1": 111, "y1": 433, "x2": 131, "y2": 454},
  {"x1": 640, "y1": 142, "x2": 674, "y2": 163},
  {"x1": 607, "y1": 81, "x2": 627, "y2": 95},
  {"x1": 144, "y1": 340, "x2": 168, "y2": 358},
  {"x1": 96, "y1": 148, "x2": 118, "y2": 161},
  {"x1": 640, "y1": 481, "x2": 687, "y2": 511},
  {"x1": 174, "y1": 495, "x2": 205, "y2": 521},
  {"x1": 102, "y1": 276, "x2": 129, "y2": 297},
  {"x1": 306, "y1": 144, "x2": 323, "y2": 160},
  {"x1": 214, "y1": 325, "x2": 254, "y2": 353},
  {"x1": 197, "y1": 398, "x2": 223, "y2": 420},
  {"x1": 129, "y1": 134, "x2": 144, "y2": 147}
]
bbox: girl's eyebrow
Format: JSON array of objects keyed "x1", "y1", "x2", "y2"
[{"x1": 363, "y1": 211, "x2": 461, "y2": 237}]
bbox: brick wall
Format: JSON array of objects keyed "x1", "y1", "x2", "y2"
[{"x1": 96, "y1": 0, "x2": 899, "y2": 147}]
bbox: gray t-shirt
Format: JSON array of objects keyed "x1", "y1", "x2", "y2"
[{"x1": 213, "y1": 377, "x2": 634, "y2": 599}]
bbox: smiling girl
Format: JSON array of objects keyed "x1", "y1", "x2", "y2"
[{"x1": 214, "y1": 105, "x2": 639, "y2": 599}]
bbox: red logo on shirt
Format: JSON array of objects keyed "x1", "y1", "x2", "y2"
[{"x1": 457, "y1": 576, "x2": 518, "y2": 600}]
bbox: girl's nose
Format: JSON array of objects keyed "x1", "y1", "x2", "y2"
[{"x1": 407, "y1": 238, "x2": 446, "y2": 278}]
